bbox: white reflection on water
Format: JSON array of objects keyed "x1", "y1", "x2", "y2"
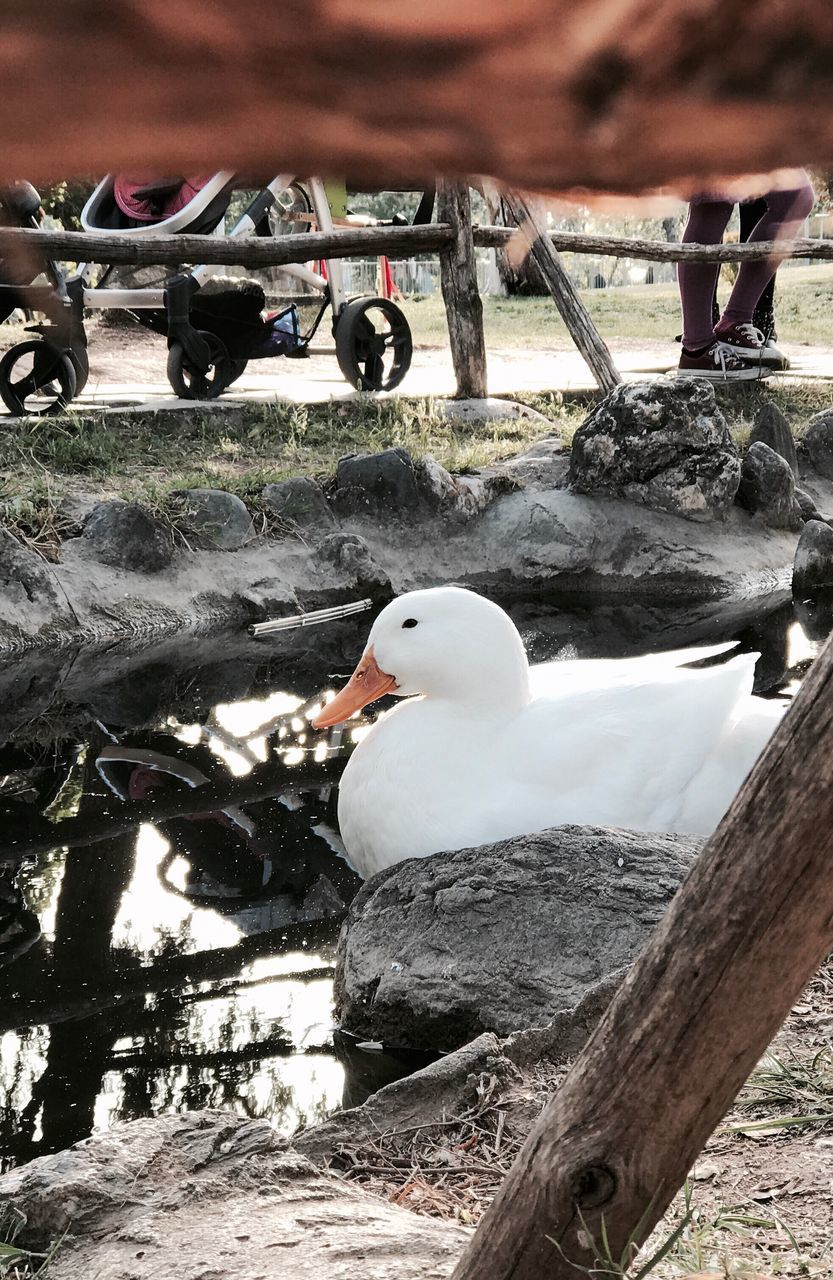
[
  {"x1": 112, "y1": 824, "x2": 242, "y2": 954},
  {"x1": 786, "y1": 620, "x2": 818, "y2": 669}
]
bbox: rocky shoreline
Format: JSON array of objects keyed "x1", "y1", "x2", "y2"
[{"x1": 3, "y1": 381, "x2": 832, "y2": 655}]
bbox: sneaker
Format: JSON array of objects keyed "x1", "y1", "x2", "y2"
[
  {"x1": 760, "y1": 337, "x2": 790, "y2": 371},
  {"x1": 713, "y1": 321, "x2": 767, "y2": 360},
  {"x1": 677, "y1": 341, "x2": 767, "y2": 382}
]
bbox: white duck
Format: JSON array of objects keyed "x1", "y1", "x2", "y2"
[{"x1": 311, "y1": 587, "x2": 784, "y2": 879}]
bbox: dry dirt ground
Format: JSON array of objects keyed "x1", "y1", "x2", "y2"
[
  {"x1": 4, "y1": 318, "x2": 832, "y2": 407},
  {"x1": 330, "y1": 961, "x2": 833, "y2": 1278}
]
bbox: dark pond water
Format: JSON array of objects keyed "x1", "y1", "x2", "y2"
[{"x1": 1, "y1": 588, "x2": 829, "y2": 1172}]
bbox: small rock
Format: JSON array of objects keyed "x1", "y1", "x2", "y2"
[
  {"x1": 438, "y1": 397, "x2": 552, "y2": 426},
  {"x1": 83, "y1": 501, "x2": 173, "y2": 573},
  {"x1": 795, "y1": 487, "x2": 824, "y2": 524},
  {"x1": 317, "y1": 532, "x2": 391, "y2": 597},
  {"x1": 749, "y1": 402, "x2": 797, "y2": 475},
  {"x1": 332, "y1": 448, "x2": 420, "y2": 517},
  {"x1": 414, "y1": 455, "x2": 489, "y2": 518},
  {"x1": 237, "y1": 577, "x2": 298, "y2": 620},
  {"x1": 568, "y1": 380, "x2": 741, "y2": 522},
  {"x1": 736, "y1": 442, "x2": 802, "y2": 530},
  {"x1": 262, "y1": 477, "x2": 334, "y2": 531},
  {"x1": 793, "y1": 520, "x2": 833, "y2": 596},
  {"x1": 55, "y1": 492, "x2": 101, "y2": 535},
  {"x1": 798, "y1": 409, "x2": 833, "y2": 479},
  {"x1": 0, "y1": 528, "x2": 63, "y2": 608},
  {"x1": 174, "y1": 489, "x2": 254, "y2": 551}
]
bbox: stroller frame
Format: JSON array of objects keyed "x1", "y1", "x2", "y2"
[{"x1": 0, "y1": 175, "x2": 415, "y2": 415}]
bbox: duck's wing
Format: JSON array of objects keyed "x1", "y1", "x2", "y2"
[
  {"x1": 529, "y1": 641, "x2": 740, "y2": 699},
  {"x1": 504, "y1": 652, "x2": 764, "y2": 834}
]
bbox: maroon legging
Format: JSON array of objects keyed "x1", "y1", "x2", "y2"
[{"x1": 678, "y1": 178, "x2": 815, "y2": 350}]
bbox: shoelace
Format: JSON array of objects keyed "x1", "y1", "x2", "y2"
[
  {"x1": 712, "y1": 342, "x2": 757, "y2": 379},
  {"x1": 735, "y1": 323, "x2": 765, "y2": 346}
]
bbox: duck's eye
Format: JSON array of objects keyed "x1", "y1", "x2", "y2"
[{"x1": 401, "y1": 618, "x2": 418, "y2": 629}]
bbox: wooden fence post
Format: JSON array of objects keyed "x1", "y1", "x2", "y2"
[
  {"x1": 453, "y1": 628, "x2": 833, "y2": 1280},
  {"x1": 501, "y1": 189, "x2": 621, "y2": 394},
  {"x1": 436, "y1": 180, "x2": 488, "y2": 399}
]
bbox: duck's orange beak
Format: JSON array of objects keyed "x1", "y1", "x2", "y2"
[{"x1": 311, "y1": 646, "x2": 398, "y2": 728}]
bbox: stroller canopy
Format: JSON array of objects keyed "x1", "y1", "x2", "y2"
[{"x1": 82, "y1": 172, "x2": 236, "y2": 235}]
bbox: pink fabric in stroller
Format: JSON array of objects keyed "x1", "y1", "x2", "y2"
[{"x1": 113, "y1": 175, "x2": 213, "y2": 223}]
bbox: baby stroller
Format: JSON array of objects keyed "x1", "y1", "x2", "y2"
[{"x1": 0, "y1": 175, "x2": 417, "y2": 416}]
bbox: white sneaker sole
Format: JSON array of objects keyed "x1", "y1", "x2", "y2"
[{"x1": 676, "y1": 367, "x2": 770, "y2": 382}]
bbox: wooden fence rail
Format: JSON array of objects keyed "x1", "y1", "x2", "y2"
[
  {"x1": 2, "y1": 223, "x2": 832, "y2": 269},
  {"x1": 477, "y1": 228, "x2": 833, "y2": 264}
]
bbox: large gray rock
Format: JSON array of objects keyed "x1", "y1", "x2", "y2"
[
  {"x1": 174, "y1": 487, "x2": 254, "y2": 550},
  {"x1": 0, "y1": 1112, "x2": 469, "y2": 1280},
  {"x1": 749, "y1": 402, "x2": 798, "y2": 476},
  {"x1": 568, "y1": 380, "x2": 741, "y2": 521},
  {"x1": 263, "y1": 476, "x2": 335, "y2": 530},
  {"x1": 793, "y1": 519, "x2": 833, "y2": 597},
  {"x1": 335, "y1": 825, "x2": 700, "y2": 1050},
  {"x1": 736, "y1": 442, "x2": 802, "y2": 530},
  {"x1": 798, "y1": 410, "x2": 833, "y2": 479},
  {"x1": 333, "y1": 447, "x2": 421, "y2": 517},
  {"x1": 83, "y1": 501, "x2": 173, "y2": 573}
]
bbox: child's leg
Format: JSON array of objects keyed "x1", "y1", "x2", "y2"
[
  {"x1": 718, "y1": 179, "x2": 815, "y2": 330},
  {"x1": 738, "y1": 199, "x2": 775, "y2": 336},
  {"x1": 678, "y1": 200, "x2": 734, "y2": 351}
]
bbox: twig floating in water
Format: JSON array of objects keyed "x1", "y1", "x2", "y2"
[{"x1": 250, "y1": 598, "x2": 373, "y2": 637}]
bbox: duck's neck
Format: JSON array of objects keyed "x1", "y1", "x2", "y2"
[{"x1": 428, "y1": 656, "x2": 532, "y2": 717}]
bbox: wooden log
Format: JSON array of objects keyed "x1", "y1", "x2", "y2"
[
  {"x1": 1, "y1": 223, "x2": 828, "y2": 273},
  {"x1": 437, "y1": 181, "x2": 488, "y2": 399},
  {"x1": 0, "y1": 223, "x2": 453, "y2": 269},
  {"x1": 473, "y1": 227, "x2": 833, "y2": 265},
  {"x1": 452, "y1": 629, "x2": 833, "y2": 1280},
  {"x1": 501, "y1": 190, "x2": 620, "y2": 394},
  {"x1": 2, "y1": 2, "x2": 833, "y2": 191}
]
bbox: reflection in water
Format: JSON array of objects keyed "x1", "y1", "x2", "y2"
[
  {"x1": 0, "y1": 683, "x2": 363, "y2": 1172},
  {"x1": 0, "y1": 593, "x2": 824, "y2": 1172}
]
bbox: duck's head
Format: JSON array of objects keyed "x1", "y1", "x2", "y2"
[{"x1": 311, "y1": 586, "x2": 531, "y2": 728}]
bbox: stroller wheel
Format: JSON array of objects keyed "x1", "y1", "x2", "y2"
[
  {"x1": 262, "y1": 182, "x2": 312, "y2": 237},
  {"x1": 227, "y1": 358, "x2": 248, "y2": 386},
  {"x1": 167, "y1": 331, "x2": 230, "y2": 400},
  {"x1": 69, "y1": 345, "x2": 90, "y2": 396},
  {"x1": 334, "y1": 297, "x2": 412, "y2": 392},
  {"x1": 0, "y1": 339, "x2": 77, "y2": 416}
]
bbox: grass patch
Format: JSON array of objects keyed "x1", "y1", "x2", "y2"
[
  {"x1": 400, "y1": 264, "x2": 833, "y2": 349},
  {"x1": 636, "y1": 1180, "x2": 815, "y2": 1279},
  {"x1": 0, "y1": 395, "x2": 584, "y2": 511},
  {"x1": 727, "y1": 1046, "x2": 833, "y2": 1136},
  {"x1": 0, "y1": 1209, "x2": 58, "y2": 1278},
  {"x1": 0, "y1": 380, "x2": 831, "y2": 518}
]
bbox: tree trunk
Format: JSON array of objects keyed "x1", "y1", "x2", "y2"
[{"x1": 453, "y1": 628, "x2": 833, "y2": 1280}]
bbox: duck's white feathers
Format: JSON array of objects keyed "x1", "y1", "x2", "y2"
[{"x1": 337, "y1": 645, "x2": 783, "y2": 879}]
